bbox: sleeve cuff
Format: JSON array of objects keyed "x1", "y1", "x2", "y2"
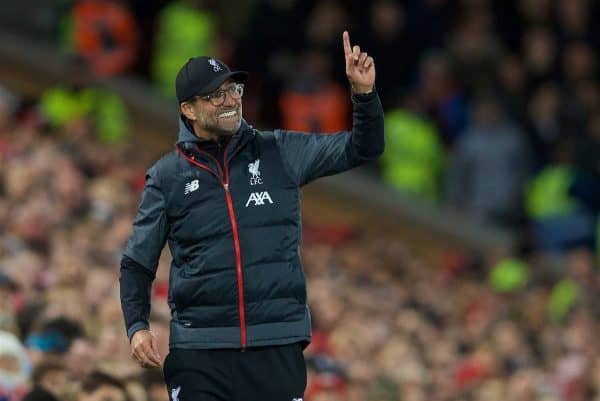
[
  {"x1": 127, "y1": 321, "x2": 149, "y2": 342},
  {"x1": 351, "y1": 89, "x2": 378, "y2": 103}
]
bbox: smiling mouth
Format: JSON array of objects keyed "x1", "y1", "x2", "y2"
[{"x1": 218, "y1": 110, "x2": 237, "y2": 119}]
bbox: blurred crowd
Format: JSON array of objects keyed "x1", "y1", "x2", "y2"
[
  {"x1": 2, "y1": 0, "x2": 600, "y2": 400},
  {"x1": 20, "y1": 0, "x2": 600, "y2": 256},
  {"x1": 0, "y1": 88, "x2": 166, "y2": 401},
  {"x1": 2, "y1": 83, "x2": 600, "y2": 400}
]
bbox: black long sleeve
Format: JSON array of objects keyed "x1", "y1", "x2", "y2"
[
  {"x1": 119, "y1": 255, "x2": 155, "y2": 341},
  {"x1": 274, "y1": 90, "x2": 384, "y2": 186}
]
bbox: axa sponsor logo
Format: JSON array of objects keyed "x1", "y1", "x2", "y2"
[
  {"x1": 184, "y1": 179, "x2": 199, "y2": 195},
  {"x1": 245, "y1": 191, "x2": 273, "y2": 207},
  {"x1": 248, "y1": 159, "x2": 263, "y2": 185}
]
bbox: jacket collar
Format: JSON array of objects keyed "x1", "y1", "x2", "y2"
[{"x1": 176, "y1": 115, "x2": 201, "y2": 144}]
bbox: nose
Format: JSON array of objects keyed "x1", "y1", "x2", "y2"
[{"x1": 223, "y1": 91, "x2": 237, "y2": 107}]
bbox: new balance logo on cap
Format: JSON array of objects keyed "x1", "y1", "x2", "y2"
[
  {"x1": 208, "y1": 58, "x2": 222, "y2": 72},
  {"x1": 245, "y1": 191, "x2": 273, "y2": 207},
  {"x1": 184, "y1": 180, "x2": 199, "y2": 195}
]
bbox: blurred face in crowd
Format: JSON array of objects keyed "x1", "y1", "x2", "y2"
[
  {"x1": 557, "y1": 0, "x2": 589, "y2": 33},
  {"x1": 562, "y1": 42, "x2": 595, "y2": 83},
  {"x1": 180, "y1": 79, "x2": 244, "y2": 140},
  {"x1": 519, "y1": 0, "x2": 552, "y2": 24},
  {"x1": 0, "y1": 332, "x2": 28, "y2": 391},
  {"x1": 39, "y1": 368, "x2": 70, "y2": 400},
  {"x1": 370, "y1": 0, "x2": 403, "y2": 38},
  {"x1": 497, "y1": 55, "x2": 526, "y2": 93},
  {"x1": 529, "y1": 84, "x2": 560, "y2": 124},
  {"x1": 419, "y1": 53, "x2": 452, "y2": 102},
  {"x1": 473, "y1": 98, "x2": 501, "y2": 127},
  {"x1": 66, "y1": 339, "x2": 97, "y2": 381},
  {"x1": 522, "y1": 27, "x2": 556, "y2": 75},
  {"x1": 0, "y1": 354, "x2": 19, "y2": 375},
  {"x1": 306, "y1": 0, "x2": 347, "y2": 46},
  {"x1": 53, "y1": 157, "x2": 85, "y2": 213},
  {"x1": 96, "y1": 325, "x2": 130, "y2": 363},
  {"x1": 12, "y1": 199, "x2": 51, "y2": 246},
  {"x1": 0, "y1": 353, "x2": 27, "y2": 391},
  {"x1": 44, "y1": 286, "x2": 86, "y2": 321}
]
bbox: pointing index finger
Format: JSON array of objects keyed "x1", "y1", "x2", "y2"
[{"x1": 343, "y1": 31, "x2": 352, "y2": 56}]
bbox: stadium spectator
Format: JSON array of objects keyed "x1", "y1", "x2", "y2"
[
  {"x1": 0, "y1": 331, "x2": 30, "y2": 401},
  {"x1": 22, "y1": 358, "x2": 69, "y2": 401},
  {"x1": 417, "y1": 51, "x2": 469, "y2": 147},
  {"x1": 39, "y1": 60, "x2": 129, "y2": 144},
  {"x1": 66, "y1": 0, "x2": 139, "y2": 76},
  {"x1": 77, "y1": 371, "x2": 128, "y2": 401},
  {"x1": 445, "y1": 93, "x2": 532, "y2": 228},
  {"x1": 151, "y1": 0, "x2": 218, "y2": 98},
  {"x1": 279, "y1": 48, "x2": 349, "y2": 133},
  {"x1": 356, "y1": 0, "x2": 417, "y2": 107}
]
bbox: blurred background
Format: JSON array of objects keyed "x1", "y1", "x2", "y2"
[{"x1": 1, "y1": 0, "x2": 600, "y2": 400}]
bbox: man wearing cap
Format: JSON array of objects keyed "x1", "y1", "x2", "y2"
[{"x1": 119, "y1": 31, "x2": 383, "y2": 401}]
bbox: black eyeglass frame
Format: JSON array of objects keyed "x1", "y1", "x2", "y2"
[{"x1": 195, "y1": 83, "x2": 245, "y2": 107}]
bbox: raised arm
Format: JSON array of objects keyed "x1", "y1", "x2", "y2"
[{"x1": 274, "y1": 31, "x2": 384, "y2": 186}]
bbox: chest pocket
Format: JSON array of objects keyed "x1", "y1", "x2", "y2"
[{"x1": 164, "y1": 164, "x2": 231, "y2": 244}]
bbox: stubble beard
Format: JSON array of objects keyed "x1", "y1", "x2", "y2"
[{"x1": 198, "y1": 104, "x2": 243, "y2": 137}]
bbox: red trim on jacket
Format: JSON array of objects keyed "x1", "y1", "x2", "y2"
[{"x1": 175, "y1": 144, "x2": 248, "y2": 349}]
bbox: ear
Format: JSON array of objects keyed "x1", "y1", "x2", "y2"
[{"x1": 180, "y1": 102, "x2": 197, "y2": 120}]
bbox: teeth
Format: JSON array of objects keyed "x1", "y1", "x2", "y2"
[{"x1": 219, "y1": 111, "x2": 236, "y2": 118}]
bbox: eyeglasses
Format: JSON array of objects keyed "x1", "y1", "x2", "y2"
[{"x1": 199, "y1": 83, "x2": 245, "y2": 107}]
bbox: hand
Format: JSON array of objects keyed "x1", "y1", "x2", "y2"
[
  {"x1": 342, "y1": 31, "x2": 375, "y2": 94},
  {"x1": 130, "y1": 329, "x2": 162, "y2": 369}
]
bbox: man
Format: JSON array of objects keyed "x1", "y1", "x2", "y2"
[
  {"x1": 119, "y1": 31, "x2": 383, "y2": 401},
  {"x1": 23, "y1": 357, "x2": 70, "y2": 401},
  {"x1": 0, "y1": 331, "x2": 29, "y2": 401}
]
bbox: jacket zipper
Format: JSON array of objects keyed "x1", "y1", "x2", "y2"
[
  {"x1": 223, "y1": 142, "x2": 247, "y2": 349},
  {"x1": 176, "y1": 144, "x2": 248, "y2": 349}
]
